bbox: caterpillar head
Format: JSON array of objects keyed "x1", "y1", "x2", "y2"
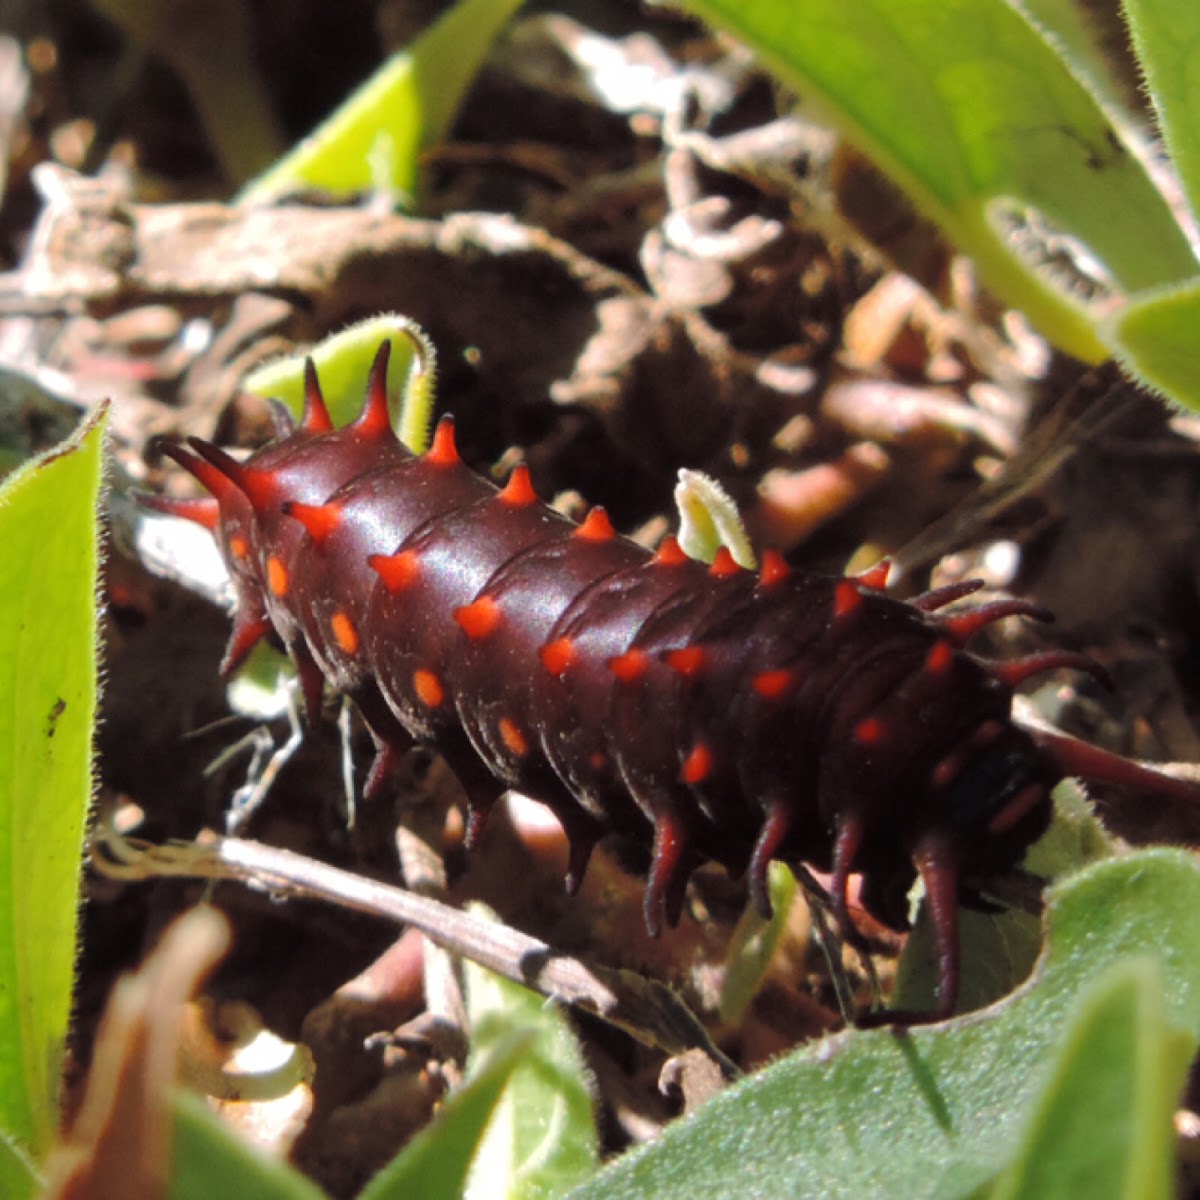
[{"x1": 146, "y1": 345, "x2": 412, "y2": 674}]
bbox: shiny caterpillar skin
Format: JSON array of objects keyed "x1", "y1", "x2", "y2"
[{"x1": 150, "y1": 340, "x2": 1200, "y2": 1021}]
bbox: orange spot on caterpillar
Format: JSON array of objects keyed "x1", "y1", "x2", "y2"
[
  {"x1": 369, "y1": 548, "x2": 421, "y2": 593},
  {"x1": 454, "y1": 595, "x2": 501, "y2": 640},
  {"x1": 608, "y1": 649, "x2": 649, "y2": 683},
  {"x1": 575, "y1": 507, "x2": 615, "y2": 542},
  {"x1": 752, "y1": 668, "x2": 795, "y2": 699},
  {"x1": 833, "y1": 580, "x2": 862, "y2": 619},
  {"x1": 426, "y1": 416, "x2": 460, "y2": 467},
  {"x1": 925, "y1": 640, "x2": 954, "y2": 676},
  {"x1": 285, "y1": 500, "x2": 342, "y2": 547},
  {"x1": 413, "y1": 668, "x2": 444, "y2": 707},
  {"x1": 498, "y1": 464, "x2": 536, "y2": 507},
  {"x1": 758, "y1": 548, "x2": 790, "y2": 588},
  {"x1": 267, "y1": 555, "x2": 289, "y2": 597},
  {"x1": 539, "y1": 637, "x2": 577, "y2": 677},
  {"x1": 681, "y1": 742, "x2": 713, "y2": 784},
  {"x1": 664, "y1": 646, "x2": 707, "y2": 679},
  {"x1": 588, "y1": 751, "x2": 606, "y2": 770},
  {"x1": 498, "y1": 717, "x2": 529, "y2": 757},
  {"x1": 331, "y1": 611, "x2": 359, "y2": 655},
  {"x1": 229, "y1": 534, "x2": 249, "y2": 560},
  {"x1": 854, "y1": 716, "x2": 885, "y2": 745},
  {"x1": 709, "y1": 547, "x2": 740, "y2": 578},
  {"x1": 653, "y1": 536, "x2": 687, "y2": 567}
]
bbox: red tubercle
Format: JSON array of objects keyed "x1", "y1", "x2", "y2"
[
  {"x1": 923, "y1": 640, "x2": 955, "y2": 677},
  {"x1": 752, "y1": 668, "x2": 795, "y2": 700},
  {"x1": 539, "y1": 637, "x2": 577, "y2": 677},
  {"x1": 664, "y1": 646, "x2": 707, "y2": 680},
  {"x1": 454, "y1": 595, "x2": 502, "y2": 640},
  {"x1": 426, "y1": 416, "x2": 460, "y2": 467},
  {"x1": 855, "y1": 560, "x2": 892, "y2": 590},
  {"x1": 187, "y1": 439, "x2": 278, "y2": 512},
  {"x1": 681, "y1": 742, "x2": 714, "y2": 784},
  {"x1": 832, "y1": 580, "x2": 862, "y2": 620},
  {"x1": 351, "y1": 342, "x2": 395, "y2": 440},
  {"x1": 709, "y1": 547, "x2": 741, "y2": 578},
  {"x1": 284, "y1": 499, "x2": 343, "y2": 548},
  {"x1": 498, "y1": 464, "x2": 537, "y2": 507},
  {"x1": 608, "y1": 649, "x2": 650, "y2": 683},
  {"x1": 369, "y1": 548, "x2": 422, "y2": 593},
  {"x1": 300, "y1": 358, "x2": 334, "y2": 433},
  {"x1": 853, "y1": 716, "x2": 886, "y2": 745},
  {"x1": 575, "y1": 507, "x2": 615, "y2": 542},
  {"x1": 757, "y1": 548, "x2": 790, "y2": 589},
  {"x1": 652, "y1": 536, "x2": 688, "y2": 567}
]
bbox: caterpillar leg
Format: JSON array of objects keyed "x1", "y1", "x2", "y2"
[
  {"x1": 912, "y1": 833, "x2": 960, "y2": 1021},
  {"x1": 349, "y1": 685, "x2": 415, "y2": 800},
  {"x1": 829, "y1": 814, "x2": 864, "y2": 944},
  {"x1": 748, "y1": 799, "x2": 793, "y2": 919},
  {"x1": 644, "y1": 809, "x2": 691, "y2": 937}
]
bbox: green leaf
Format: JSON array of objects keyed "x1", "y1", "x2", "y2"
[
  {"x1": 1020, "y1": 0, "x2": 1146, "y2": 123},
  {"x1": 0, "y1": 406, "x2": 104, "y2": 1164},
  {"x1": 224, "y1": 642, "x2": 297, "y2": 723},
  {"x1": 894, "y1": 779, "x2": 1115, "y2": 1013},
  {"x1": 89, "y1": 0, "x2": 284, "y2": 185},
  {"x1": 0, "y1": 1129, "x2": 39, "y2": 1200},
  {"x1": 673, "y1": 470, "x2": 756, "y2": 569},
  {"x1": 169, "y1": 1091, "x2": 325, "y2": 1200},
  {"x1": 1123, "y1": 0, "x2": 1200, "y2": 228},
  {"x1": 241, "y1": 0, "x2": 525, "y2": 204},
  {"x1": 242, "y1": 315, "x2": 437, "y2": 451},
  {"x1": 359, "y1": 1031, "x2": 535, "y2": 1200},
  {"x1": 895, "y1": 902, "x2": 1044, "y2": 1018},
  {"x1": 679, "y1": 0, "x2": 1198, "y2": 361},
  {"x1": 988, "y1": 960, "x2": 1184, "y2": 1200},
  {"x1": 461, "y1": 956, "x2": 599, "y2": 1200},
  {"x1": 1110, "y1": 280, "x2": 1200, "y2": 412},
  {"x1": 565, "y1": 850, "x2": 1200, "y2": 1200},
  {"x1": 719, "y1": 862, "x2": 798, "y2": 1025}
]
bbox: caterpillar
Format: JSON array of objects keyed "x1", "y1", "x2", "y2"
[{"x1": 148, "y1": 336, "x2": 1200, "y2": 1022}]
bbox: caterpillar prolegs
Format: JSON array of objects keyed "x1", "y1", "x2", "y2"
[{"x1": 149, "y1": 336, "x2": 1200, "y2": 1021}]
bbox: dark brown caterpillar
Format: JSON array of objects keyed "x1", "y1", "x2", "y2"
[{"x1": 149, "y1": 340, "x2": 1199, "y2": 1021}]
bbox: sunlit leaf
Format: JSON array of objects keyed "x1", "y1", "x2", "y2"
[
  {"x1": 566, "y1": 851, "x2": 1200, "y2": 1199},
  {"x1": 679, "y1": 0, "x2": 1198, "y2": 361},
  {"x1": 241, "y1": 0, "x2": 525, "y2": 204},
  {"x1": 0, "y1": 407, "x2": 104, "y2": 1168}
]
